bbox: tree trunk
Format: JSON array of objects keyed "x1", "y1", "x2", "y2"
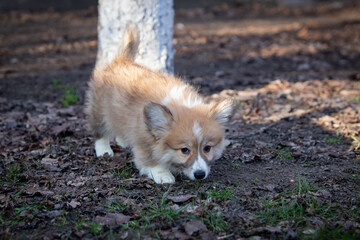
[{"x1": 97, "y1": 0, "x2": 174, "y2": 74}]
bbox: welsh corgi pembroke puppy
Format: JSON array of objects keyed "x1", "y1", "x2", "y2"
[{"x1": 85, "y1": 24, "x2": 233, "y2": 184}]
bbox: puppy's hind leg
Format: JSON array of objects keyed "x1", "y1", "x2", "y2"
[
  {"x1": 115, "y1": 136, "x2": 128, "y2": 148},
  {"x1": 95, "y1": 136, "x2": 114, "y2": 157}
]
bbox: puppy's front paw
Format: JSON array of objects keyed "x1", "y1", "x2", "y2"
[
  {"x1": 143, "y1": 166, "x2": 175, "y2": 184},
  {"x1": 95, "y1": 138, "x2": 114, "y2": 157},
  {"x1": 96, "y1": 147, "x2": 114, "y2": 157},
  {"x1": 152, "y1": 171, "x2": 175, "y2": 184}
]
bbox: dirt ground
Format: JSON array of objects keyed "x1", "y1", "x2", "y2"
[{"x1": 1, "y1": 1, "x2": 360, "y2": 239}]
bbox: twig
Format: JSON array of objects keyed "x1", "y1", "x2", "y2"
[{"x1": 217, "y1": 233, "x2": 234, "y2": 240}]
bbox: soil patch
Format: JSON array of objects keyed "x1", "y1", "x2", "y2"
[{"x1": 1, "y1": 1, "x2": 360, "y2": 239}]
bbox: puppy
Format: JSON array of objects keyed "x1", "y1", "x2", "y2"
[{"x1": 85, "y1": 24, "x2": 233, "y2": 184}]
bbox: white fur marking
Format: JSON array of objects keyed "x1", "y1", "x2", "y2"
[
  {"x1": 95, "y1": 137, "x2": 114, "y2": 157},
  {"x1": 183, "y1": 94, "x2": 203, "y2": 108},
  {"x1": 183, "y1": 155, "x2": 210, "y2": 180},
  {"x1": 162, "y1": 85, "x2": 203, "y2": 108},
  {"x1": 183, "y1": 121, "x2": 210, "y2": 180},
  {"x1": 195, "y1": 155, "x2": 209, "y2": 176},
  {"x1": 140, "y1": 165, "x2": 175, "y2": 184},
  {"x1": 192, "y1": 121, "x2": 203, "y2": 143},
  {"x1": 162, "y1": 85, "x2": 186, "y2": 105}
]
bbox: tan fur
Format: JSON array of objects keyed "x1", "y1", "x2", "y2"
[{"x1": 85, "y1": 24, "x2": 233, "y2": 183}]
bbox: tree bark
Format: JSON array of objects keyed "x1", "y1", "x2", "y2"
[{"x1": 97, "y1": 0, "x2": 174, "y2": 74}]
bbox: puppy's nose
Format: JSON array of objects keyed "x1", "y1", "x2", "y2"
[{"x1": 194, "y1": 170, "x2": 206, "y2": 180}]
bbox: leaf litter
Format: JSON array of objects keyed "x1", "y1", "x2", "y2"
[{"x1": 1, "y1": 1, "x2": 360, "y2": 239}]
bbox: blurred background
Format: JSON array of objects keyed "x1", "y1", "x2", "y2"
[
  {"x1": 0, "y1": 0, "x2": 356, "y2": 11},
  {"x1": 1, "y1": 0, "x2": 359, "y2": 101}
]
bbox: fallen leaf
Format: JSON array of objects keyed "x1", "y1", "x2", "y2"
[
  {"x1": 41, "y1": 157, "x2": 58, "y2": 168},
  {"x1": 68, "y1": 199, "x2": 81, "y2": 208},
  {"x1": 95, "y1": 213, "x2": 131, "y2": 226},
  {"x1": 302, "y1": 228, "x2": 316, "y2": 235},
  {"x1": 184, "y1": 220, "x2": 208, "y2": 236},
  {"x1": 240, "y1": 152, "x2": 255, "y2": 163},
  {"x1": 252, "y1": 226, "x2": 282, "y2": 234},
  {"x1": 167, "y1": 194, "x2": 196, "y2": 203},
  {"x1": 343, "y1": 220, "x2": 360, "y2": 230},
  {"x1": 108, "y1": 213, "x2": 131, "y2": 224},
  {"x1": 264, "y1": 184, "x2": 277, "y2": 192},
  {"x1": 174, "y1": 231, "x2": 191, "y2": 240},
  {"x1": 46, "y1": 210, "x2": 61, "y2": 218},
  {"x1": 67, "y1": 176, "x2": 89, "y2": 187},
  {"x1": 311, "y1": 189, "x2": 331, "y2": 198},
  {"x1": 51, "y1": 124, "x2": 69, "y2": 135},
  {"x1": 25, "y1": 183, "x2": 55, "y2": 197},
  {"x1": 239, "y1": 212, "x2": 256, "y2": 226}
]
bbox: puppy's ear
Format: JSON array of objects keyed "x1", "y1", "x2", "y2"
[
  {"x1": 210, "y1": 99, "x2": 234, "y2": 125},
  {"x1": 144, "y1": 102, "x2": 173, "y2": 138}
]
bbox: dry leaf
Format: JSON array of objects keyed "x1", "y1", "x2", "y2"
[
  {"x1": 184, "y1": 220, "x2": 208, "y2": 236},
  {"x1": 95, "y1": 213, "x2": 131, "y2": 226},
  {"x1": 167, "y1": 194, "x2": 196, "y2": 203},
  {"x1": 41, "y1": 158, "x2": 58, "y2": 168},
  {"x1": 68, "y1": 199, "x2": 81, "y2": 208}
]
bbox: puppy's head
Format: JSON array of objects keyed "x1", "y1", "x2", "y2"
[{"x1": 144, "y1": 99, "x2": 233, "y2": 180}]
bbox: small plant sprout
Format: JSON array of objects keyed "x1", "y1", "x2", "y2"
[
  {"x1": 231, "y1": 162, "x2": 240, "y2": 169},
  {"x1": 295, "y1": 176, "x2": 313, "y2": 195},
  {"x1": 293, "y1": 169, "x2": 315, "y2": 195},
  {"x1": 89, "y1": 222, "x2": 103, "y2": 235},
  {"x1": 146, "y1": 187, "x2": 188, "y2": 222},
  {"x1": 314, "y1": 225, "x2": 360, "y2": 240},
  {"x1": 252, "y1": 177, "x2": 259, "y2": 185},
  {"x1": 322, "y1": 133, "x2": 342, "y2": 145},
  {"x1": 351, "y1": 96, "x2": 360, "y2": 103},
  {"x1": 351, "y1": 135, "x2": 360, "y2": 151},
  {"x1": 206, "y1": 187, "x2": 235, "y2": 201},
  {"x1": 112, "y1": 164, "x2": 135, "y2": 179},
  {"x1": 76, "y1": 219, "x2": 86, "y2": 231},
  {"x1": 236, "y1": 102, "x2": 243, "y2": 107},
  {"x1": 203, "y1": 210, "x2": 229, "y2": 232},
  {"x1": 107, "y1": 200, "x2": 127, "y2": 212},
  {"x1": 257, "y1": 196, "x2": 334, "y2": 226},
  {"x1": 184, "y1": 181, "x2": 201, "y2": 192},
  {"x1": 14, "y1": 203, "x2": 44, "y2": 221},
  {"x1": 121, "y1": 188, "x2": 194, "y2": 233},
  {"x1": 5, "y1": 163, "x2": 23, "y2": 184},
  {"x1": 276, "y1": 147, "x2": 293, "y2": 161},
  {"x1": 52, "y1": 78, "x2": 78, "y2": 107}
]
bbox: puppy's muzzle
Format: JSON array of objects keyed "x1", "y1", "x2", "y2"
[{"x1": 182, "y1": 157, "x2": 210, "y2": 180}]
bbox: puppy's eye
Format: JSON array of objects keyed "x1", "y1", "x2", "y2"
[
  {"x1": 203, "y1": 145, "x2": 211, "y2": 153},
  {"x1": 181, "y1": 147, "x2": 190, "y2": 155}
]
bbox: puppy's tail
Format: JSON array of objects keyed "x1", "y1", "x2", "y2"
[{"x1": 120, "y1": 23, "x2": 140, "y2": 60}]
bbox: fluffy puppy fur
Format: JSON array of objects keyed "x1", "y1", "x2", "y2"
[{"x1": 85, "y1": 24, "x2": 233, "y2": 184}]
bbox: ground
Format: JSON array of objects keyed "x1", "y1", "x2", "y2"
[{"x1": 1, "y1": 1, "x2": 360, "y2": 239}]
